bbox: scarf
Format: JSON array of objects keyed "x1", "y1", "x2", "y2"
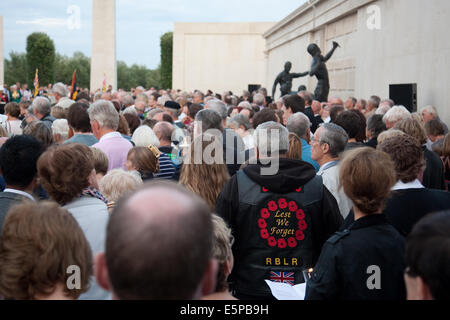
[{"x1": 81, "y1": 187, "x2": 108, "y2": 204}]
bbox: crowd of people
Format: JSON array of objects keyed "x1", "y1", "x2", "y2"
[{"x1": 0, "y1": 82, "x2": 449, "y2": 301}]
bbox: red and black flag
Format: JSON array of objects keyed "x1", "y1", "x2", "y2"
[{"x1": 70, "y1": 70, "x2": 78, "y2": 100}]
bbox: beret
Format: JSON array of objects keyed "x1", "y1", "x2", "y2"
[{"x1": 164, "y1": 101, "x2": 181, "y2": 110}]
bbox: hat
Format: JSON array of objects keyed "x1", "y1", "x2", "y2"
[{"x1": 164, "y1": 101, "x2": 181, "y2": 110}]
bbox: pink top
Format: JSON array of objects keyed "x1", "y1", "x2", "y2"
[{"x1": 92, "y1": 132, "x2": 133, "y2": 172}]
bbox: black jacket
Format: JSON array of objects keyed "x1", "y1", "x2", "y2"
[
  {"x1": 306, "y1": 214, "x2": 406, "y2": 300},
  {"x1": 216, "y1": 158, "x2": 343, "y2": 299},
  {"x1": 303, "y1": 107, "x2": 323, "y2": 134},
  {"x1": 384, "y1": 188, "x2": 450, "y2": 236},
  {"x1": 422, "y1": 147, "x2": 446, "y2": 190},
  {"x1": 343, "y1": 188, "x2": 450, "y2": 236}
]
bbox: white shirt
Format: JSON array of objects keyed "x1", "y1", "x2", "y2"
[
  {"x1": 3, "y1": 188, "x2": 35, "y2": 201},
  {"x1": 392, "y1": 179, "x2": 425, "y2": 191},
  {"x1": 318, "y1": 161, "x2": 353, "y2": 219}
]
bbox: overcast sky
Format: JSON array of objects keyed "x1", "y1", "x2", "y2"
[{"x1": 2, "y1": 0, "x2": 305, "y2": 69}]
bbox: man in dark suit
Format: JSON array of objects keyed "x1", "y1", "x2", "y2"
[
  {"x1": 298, "y1": 90, "x2": 323, "y2": 134},
  {"x1": 0, "y1": 135, "x2": 43, "y2": 233}
]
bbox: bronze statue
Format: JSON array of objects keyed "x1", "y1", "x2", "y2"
[
  {"x1": 272, "y1": 62, "x2": 308, "y2": 99},
  {"x1": 307, "y1": 41, "x2": 340, "y2": 102}
]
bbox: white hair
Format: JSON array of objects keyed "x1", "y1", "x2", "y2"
[
  {"x1": 122, "y1": 106, "x2": 138, "y2": 116},
  {"x1": 122, "y1": 94, "x2": 135, "y2": 106},
  {"x1": 99, "y1": 169, "x2": 143, "y2": 203},
  {"x1": 88, "y1": 100, "x2": 120, "y2": 130},
  {"x1": 253, "y1": 121, "x2": 289, "y2": 155},
  {"x1": 157, "y1": 95, "x2": 171, "y2": 106},
  {"x1": 51, "y1": 119, "x2": 69, "y2": 140},
  {"x1": 206, "y1": 99, "x2": 228, "y2": 119},
  {"x1": 132, "y1": 125, "x2": 160, "y2": 147},
  {"x1": 419, "y1": 105, "x2": 439, "y2": 118},
  {"x1": 32, "y1": 96, "x2": 51, "y2": 116},
  {"x1": 376, "y1": 105, "x2": 391, "y2": 116},
  {"x1": 383, "y1": 105, "x2": 412, "y2": 126},
  {"x1": 52, "y1": 82, "x2": 68, "y2": 98},
  {"x1": 253, "y1": 93, "x2": 265, "y2": 106},
  {"x1": 238, "y1": 101, "x2": 252, "y2": 109},
  {"x1": 286, "y1": 112, "x2": 310, "y2": 139}
]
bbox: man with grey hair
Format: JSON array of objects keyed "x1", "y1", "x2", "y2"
[
  {"x1": 216, "y1": 121, "x2": 342, "y2": 300},
  {"x1": 253, "y1": 93, "x2": 266, "y2": 110},
  {"x1": 420, "y1": 105, "x2": 448, "y2": 134},
  {"x1": 121, "y1": 94, "x2": 135, "y2": 109},
  {"x1": 53, "y1": 82, "x2": 75, "y2": 109},
  {"x1": 31, "y1": 96, "x2": 55, "y2": 129},
  {"x1": 311, "y1": 123, "x2": 352, "y2": 218},
  {"x1": 286, "y1": 113, "x2": 320, "y2": 172},
  {"x1": 90, "y1": 100, "x2": 133, "y2": 171},
  {"x1": 365, "y1": 95, "x2": 381, "y2": 119}
]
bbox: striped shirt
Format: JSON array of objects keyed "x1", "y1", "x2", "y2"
[{"x1": 154, "y1": 153, "x2": 176, "y2": 180}]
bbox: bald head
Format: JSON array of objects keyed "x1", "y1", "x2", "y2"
[
  {"x1": 153, "y1": 121, "x2": 174, "y2": 146},
  {"x1": 105, "y1": 181, "x2": 214, "y2": 300},
  {"x1": 328, "y1": 97, "x2": 344, "y2": 106}
]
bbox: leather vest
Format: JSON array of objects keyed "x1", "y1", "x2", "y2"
[{"x1": 232, "y1": 171, "x2": 324, "y2": 298}]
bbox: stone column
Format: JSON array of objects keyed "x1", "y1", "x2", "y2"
[
  {"x1": 90, "y1": 0, "x2": 116, "y2": 92},
  {"x1": 0, "y1": 16, "x2": 4, "y2": 88}
]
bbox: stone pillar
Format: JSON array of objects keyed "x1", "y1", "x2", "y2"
[
  {"x1": 90, "y1": 0, "x2": 116, "y2": 92},
  {"x1": 0, "y1": 16, "x2": 4, "y2": 89}
]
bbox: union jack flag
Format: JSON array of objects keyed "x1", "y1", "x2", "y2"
[{"x1": 270, "y1": 271, "x2": 295, "y2": 286}]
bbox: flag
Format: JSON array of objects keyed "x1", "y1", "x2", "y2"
[
  {"x1": 269, "y1": 271, "x2": 295, "y2": 286},
  {"x1": 33, "y1": 69, "x2": 39, "y2": 97},
  {"x1": 70, "y1": 70, "x2": 77, "y2": 100},
  {"x1": 102, "y1": 74, "x2": 107, "y2": 92}
]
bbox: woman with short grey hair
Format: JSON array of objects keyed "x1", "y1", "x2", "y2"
[{"x1": 227, "y1": 114, "x2": 254, "y2": 150}]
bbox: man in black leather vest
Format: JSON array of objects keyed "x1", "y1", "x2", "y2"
[{"x1": 216, "y1": 121, "x2": 343, "y2": 300}]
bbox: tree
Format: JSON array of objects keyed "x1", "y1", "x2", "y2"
[
  {"x1": 26, "y1": 32, "x2": 56, "y2": 87},
  {"x1": 54, "y1": 52, "x2": 90, "y2": 89},
  {"x1": 160, "y1": 32, "x2": 173, "y2": 89},
  {"x1": 4, "y1": 52, "x2": 28, "y2": 86}
]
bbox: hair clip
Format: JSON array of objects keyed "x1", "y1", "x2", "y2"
[{"x1": 147, "y1": 145, "x2": 161, "y2": 159}]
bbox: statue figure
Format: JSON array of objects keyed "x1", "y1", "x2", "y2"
[
  {"x1": 307, "y1": 41, "x2": 340, "y2": 102},
  {"x1": 272, "y1": 62, "x2": 308, "y2": 100}
]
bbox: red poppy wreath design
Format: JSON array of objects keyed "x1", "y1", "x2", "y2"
[{"x1": 258, "y1": 198, "x2": 307, "y2": 249}]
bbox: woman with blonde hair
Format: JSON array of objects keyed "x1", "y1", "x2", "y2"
[
  {"x1": 179, "y1": 135, "x2": 230, "y2": 211},
  {"x1": 287, "y1": 133, "x2": 302, "y2": 161},
  {"x1": 203, "y1": 215, "x2": 237, "y2": 300},
  {"x1": 99, "y1": 169, "x2": 143, "y2": 213}
]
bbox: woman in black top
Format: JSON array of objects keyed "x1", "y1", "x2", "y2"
[{"x1": 306, "y1": 147, "x2": 406, "y2": 300}]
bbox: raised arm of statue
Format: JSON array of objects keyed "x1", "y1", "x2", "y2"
[{"x1": 323, "y1": 41, "x2": 340, "y2": 62}]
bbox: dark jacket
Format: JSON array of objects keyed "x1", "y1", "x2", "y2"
[
  {"x1": 41, "y1": 114, "x2": 56, "y2": 129},
  {"x1": 303, "y1": 107, "x2": 323, "y2": 134},
  {"x1": 216, "y1": 158, "x2": 343, "y2": 299},
  {"x1": 0, "y1": 192, "x2": 32, "y2": 234},
  {"x1": 384, "y1": 188, "x2": 450, "y2": 236},
  {"x1": 306, "y1": 214, "x2": 406, "y2": 300},
  {"x1": 222, "y1": 129, "x2": 246, "y2": 177},
  {"x1": 422, "y1": 147, "x2": 446, "y2": 190}
]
